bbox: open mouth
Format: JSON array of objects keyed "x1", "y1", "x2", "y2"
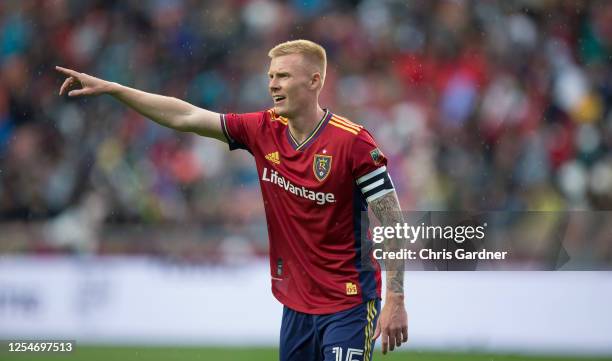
[{"x1": 273, "y1": 95, "x2": 286, "y2": 103}]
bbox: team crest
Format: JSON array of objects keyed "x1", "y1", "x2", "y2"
[
  {"x1": 370, "y1": 148, "x2": 384, "y2": 166},
  {"x1": 313, "y1": 154, "x2": 332, "y2": 182}
]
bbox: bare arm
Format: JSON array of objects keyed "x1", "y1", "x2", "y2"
[
  {"x1": 370, "y1": 190, "x2": 408, "y2": 354},
  {"x1": 56, "y1": 66, "x2": 225, "y2": 141},
  {"x1": 370, "y1": 191, "x2": 405, "y2": 294}
]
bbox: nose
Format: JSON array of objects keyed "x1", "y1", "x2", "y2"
[{"x1": 269, "y1": 77, "x2": 280, "y2": 92}]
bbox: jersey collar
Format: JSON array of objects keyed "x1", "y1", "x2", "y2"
[{"x1": 286, "y1": 109, "x2": 332, "y2": 151}]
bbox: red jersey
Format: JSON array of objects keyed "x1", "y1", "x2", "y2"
[{"x1": 220, "y1": 109, "x2": 394, "y2": 314}]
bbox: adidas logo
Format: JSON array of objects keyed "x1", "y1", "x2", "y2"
[{"x1": 265, "y1": 151, "x2": 280, "y2": 165}]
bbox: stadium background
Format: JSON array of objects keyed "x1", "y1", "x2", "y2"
[{"x1": 0, "y1": 0, "x2": 611, "y2": 360}]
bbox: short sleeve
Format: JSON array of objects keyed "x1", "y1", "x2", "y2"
[
  {"x1": 351, "y1": 129, "x2": 395, "y2": 203},
  {"x1": 220, "y1": 112, "x2": 265, "y2": 152}
]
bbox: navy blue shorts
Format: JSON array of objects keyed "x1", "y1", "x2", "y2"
[{"x1": 279, "y1": 299, "x2": 380, "y2": 361}]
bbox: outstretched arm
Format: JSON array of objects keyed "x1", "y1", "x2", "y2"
[
  {"x1": 370, "y1": 190, "x2": 409, "y2": 354},
  {"x1": 56, "y1": 66, "x2": 225, "y2": 141}
]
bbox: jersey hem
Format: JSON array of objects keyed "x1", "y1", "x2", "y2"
[{"x1": 272, "y1": 288, "x2": 380, "y2": 315}]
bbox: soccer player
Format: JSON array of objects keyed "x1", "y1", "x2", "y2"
[{"x1": 56, "y1": 39, "x2": 408, "y2": 360}]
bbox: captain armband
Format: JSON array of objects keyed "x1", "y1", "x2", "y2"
[{"x1": 356, "y1": 166, "x2": 395, "y2": 203}]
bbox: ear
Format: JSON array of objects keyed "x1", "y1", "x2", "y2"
[{"x1": 310, "y1": 72, "x2": 322, "y2": 90}]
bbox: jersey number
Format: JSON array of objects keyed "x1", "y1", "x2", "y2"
[{"x1": 332, "y1": 347, "x2": 364, "y2": 361}]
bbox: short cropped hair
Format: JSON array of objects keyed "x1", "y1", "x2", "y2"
[{"x1": 268, "y1": 39, "x2": 327, "y2": 85}]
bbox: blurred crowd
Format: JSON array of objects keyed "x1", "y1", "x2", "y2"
[{"x1": 0, "y1": 0, "x2": 611, "y2": 256}]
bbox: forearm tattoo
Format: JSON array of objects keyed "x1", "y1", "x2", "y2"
[{"x1": 370, "y1": 191, "x2": 405, "y2": 295}]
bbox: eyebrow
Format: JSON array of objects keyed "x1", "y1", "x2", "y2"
[{"x1": 268, "y1": 71, "x2": 290, "y2": 77}]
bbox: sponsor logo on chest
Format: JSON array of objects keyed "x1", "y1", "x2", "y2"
[{"x1": 261, "y1": 167, "x2": 336, "y2": 205}]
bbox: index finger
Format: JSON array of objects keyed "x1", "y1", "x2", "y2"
[{"x1": 55, "y1": 66, "x2": 80, "y2": 77}]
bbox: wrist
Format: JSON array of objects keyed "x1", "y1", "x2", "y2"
[
  {"x1": 385, "y1": 292, "x2": 404, "y2": 302},
  {"x1": 106, "y1": 82, "x2": 121, "y2": 96}
]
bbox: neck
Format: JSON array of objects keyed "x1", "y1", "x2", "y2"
[{"x1": 287, "y1": 105, "x2": 326, "y2": 144}]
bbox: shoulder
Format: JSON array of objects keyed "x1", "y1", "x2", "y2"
[
  {"x1": 223, "y1": 110, "x2": 267, "y2": 123},
  {"x1": 223, "y1": 109, "x2": 289, "y2": 131},
  {"x1": 327, "y1": 113, "x2": 378, "y2": 147},
  {"x1": 328, "y1": 113, "x2": 363, "y2": 136},
  {"x1": 327, "y1": 113, "x2": 386, "y2": 171},
  {"x1": 266, "y1": 108, "x2": 289, "y2": 126}
]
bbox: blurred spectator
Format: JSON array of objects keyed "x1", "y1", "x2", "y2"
[{"x1": 0, "y1": 0, "x2": 610, "y2": 257}]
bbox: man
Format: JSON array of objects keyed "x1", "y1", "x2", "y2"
[{"x1": 56, "y1": 39, "x2": 408, "y2": 360}]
